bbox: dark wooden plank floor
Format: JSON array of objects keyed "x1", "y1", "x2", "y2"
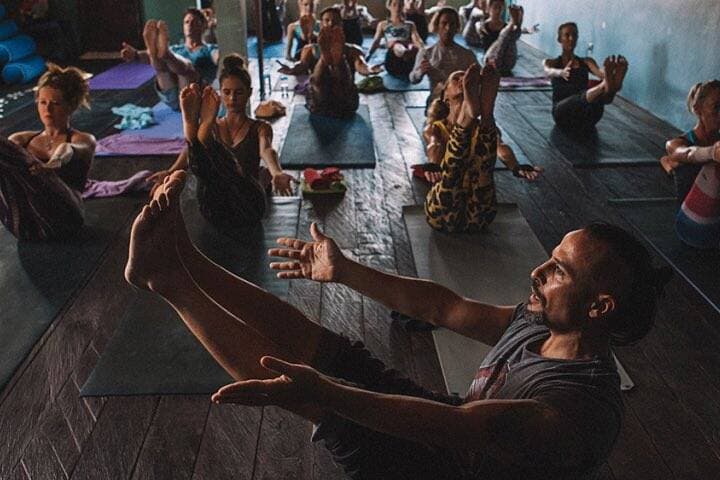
[{"x1": 1, "y1": 43, "x2": 720, "y2": 479}]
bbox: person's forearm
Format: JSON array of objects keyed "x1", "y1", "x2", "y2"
[
  {"x1": 136, "y1": 50, "x2": 150, "y2": 64},
  {"x1": 337, "y1": 258, "x2": 461, "y2": 326},
  {"x1": 168, "y1": 149, "x2": 190, "y2": 172},
  {"x1": 543, "y1": 66, "x2": 562, "y2": 78},
  {"x1": 261, "y1": 148, "x2": 283, "y2": 175}
]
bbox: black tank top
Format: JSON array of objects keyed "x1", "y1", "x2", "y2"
[
  {"x1": 551, "y1": 55, "x2": 590, "y2": 103},
  {"x1": 25, "y1": 129, "x2": 88, "y2": 192},
  {"x1": 228, "y1": 120, "x2": 261, "y2": 180}
]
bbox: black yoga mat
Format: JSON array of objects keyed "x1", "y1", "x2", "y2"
[
  {"x1": 81, "y1": 183, "x2": 301, "y2": 396},
  {"x1": 520, "y1": 104, "x2": 663, "y2": 167},
  {"x1": 611, "y1": 198, "x2": 720, "y2": 315},
  {"x1": 280, "y1": 104, "x2": 376, "y2": 169},
  {"x1": 0, "y1": 195, "x2": 142, "y2": 393}
]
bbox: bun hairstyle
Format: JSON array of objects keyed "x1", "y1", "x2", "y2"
[
  {"x1": 36, "y1": 63, "x2": 90, "y2": 112},
  {"x1": 583, "y1": 222, "x2": 673, "y2": 346},
  {"x1": 557, "y1": 22, "x2": 578, "y2": 42},
  {"x1": 219, "y1": 54, "x2": 252, "y2": 90},
  {"x1": 686, "y1": 80, "x2": 720, "y2": 116}
]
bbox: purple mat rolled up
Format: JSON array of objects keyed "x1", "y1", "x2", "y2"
[{"x1": 89, "y1": 62, "x2": 155, "y2": 90}]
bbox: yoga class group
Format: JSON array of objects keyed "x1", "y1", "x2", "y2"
[{"x1": 1, "y1": 0, "x2": 718, "y2": 479}]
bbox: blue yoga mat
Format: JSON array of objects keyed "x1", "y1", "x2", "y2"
[
  {"x1": 247, "y1": 36, "x2": 286, "y2": 58},
  {"x1": 0, "y1": 20, "x2": 19, "y2": 41},
  {"x1": 0, "y1": 34, "x2": 36, "y2": 63},
  {"x1": 281, "y1": 104, "x2": 376, "y2": 169},
  {"x1": 2, "y1": 54, "x2": 45, "y2": 84}
]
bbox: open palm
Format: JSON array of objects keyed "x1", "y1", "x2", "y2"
[{"x1": 269, "y1": 223, "x2": 345, "y2": 282}]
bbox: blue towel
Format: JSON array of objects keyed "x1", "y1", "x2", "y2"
[{"x1": 111, "y1": 103, "x2": 156, "y2": 130}]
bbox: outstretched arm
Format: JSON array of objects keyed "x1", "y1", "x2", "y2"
[
  {"x1": 661, "y1": 136, "x2": 720, "y2": 172},
  {"x1": 270, "y1": 223, "x2": 516, "y2": 344},
  {"x1": 284, "y1": 23, "x2": 296, "y2": 60},
  {"x1": 213, "y1": 356, "x2": 583, "y2": 470},
  {"x1": 367, "y1": 21, "x2": 385, "y2": 59},
  {"x1": 584, "y1": 57, "x2": 605, "y2": 79},
  {"x1": 120, "y1": 42, "x2": 150, "y2": 63},
  {"x1": 258, "y1": 122, "x2": 294, "y2": 196}
]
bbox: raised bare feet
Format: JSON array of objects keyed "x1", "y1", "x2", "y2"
[
  {"x1": 125, "y1": 170, "x2": 188, "y2": 292},
  {"x1": 612, "y1": 55, "x2": 629, "y2": 93},
  {"x1": 479, "y1": 63, "x2": 500, "y2": 123},
  {"x1": 299, "y1": 14, "x2": 315, "y2": 41},
  {"x1": 198, "y1": 85, "x2": 221, "y2": 145},
  {"x1": 318, "y1": 26, "x2": 345, "y2": 66},
  {"x1": 156, "y1": 20, "x2": 170, "y2": 59},
  {"x1": 180, "y1": 84, "x2": 202, "y2": 141},
  {"x1": 143, "y1": 20, "x2": 159, "y2": 61},
  {"x1": 457, "y1": 63, "x2": 482, "y2": 127}
]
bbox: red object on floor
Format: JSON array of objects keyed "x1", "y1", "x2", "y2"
[{"x1": 303, "y1": 167, "x2": 344, "y2": 190}]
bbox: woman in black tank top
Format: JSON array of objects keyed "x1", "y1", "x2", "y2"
[
  {"x1": 149, "y1": 55, "x2": 293, "y2": 235},
  {"x1": 543, "y1": 22, "x2": 629, "y2": 133},
  {"x1": 2, "y1": 64, "x2": 96, "y2": 241}
]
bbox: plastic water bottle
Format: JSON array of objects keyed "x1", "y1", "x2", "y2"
[
  {"x1": 280, "y1": 75, "x2": 289, "y2": 97},
  {"x1": 263, "y1": 66, "x2": 272, "y2": 95}
]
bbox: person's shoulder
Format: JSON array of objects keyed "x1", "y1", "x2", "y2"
[
  {"x1": 8, "y1": 130, "x2": 36, "y2": 145},
  {"x1": 71, "y1": 130, "x2": 96, "y2": 146},
  {"x1": 255, "y1": 119, "x2": 273, "y2": 133}
]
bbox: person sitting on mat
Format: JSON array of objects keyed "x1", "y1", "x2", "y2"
[
  {"x1": 120, "y1": 9, "x2": 219, "y2": 111},
  {"x1": 148, "y1": 56, "x2": 294, "y2": 234},
  {"x1": 423, "y1": 63, "x2": 540, "y2": 232},
  {"x1": 367, "y1": 0, "x2": 425, "y2": 79},
  {"x1": 459, "y1": 0, "x2": 487, "y2": 47},
  {"x1": 543, "y1": 22, "x2": 628, "y2": 133},
  {"x1": 334, "y1": 0, "x2": 376, "y2": 47},
  {"x1": 279, "y1": 7, "x2": 383, "y2": 118},
  {"x1": 409, "y1": 6, "x2": 477, "y2": 107},
  {"x1": 659, "y1": 81, "x2": 720, "y2": 249},
  {"x1": 125, "y1": 172, "x2": 670, "y2": 479},
  {"x1": 423, "y1": 67, "x2": 541, "y2": 186},
  {"x1": 477, "y1": 1, "x2": 537, "y2": 76},
  {"x1": 285, "y1": 0, "x2": 321, "y2": 61},
  {"x1": 404, "y1": 0, "x2": 429, "y2": 42},
  {"x1": 660, "y1": 80, "x2": 720, "y2": 203},
  {"x1": 1, "y1": 64, "x2": 95, "y2": 241}
]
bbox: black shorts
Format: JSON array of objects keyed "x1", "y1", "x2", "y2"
[{"x1": 311, "y1": 330, "x2": 466, "y2": 479}]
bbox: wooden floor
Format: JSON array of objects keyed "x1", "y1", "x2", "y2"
[{"x1": 2, "y1": 43, "x2": 720, "y2": 479}]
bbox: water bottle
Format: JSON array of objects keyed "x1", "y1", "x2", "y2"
[
  {"x1": 263, "y1": 65, "x2": 272, "y2": 95},
  {"x1": 280, "y1": 75, "x2": 289, "y2": 97}
]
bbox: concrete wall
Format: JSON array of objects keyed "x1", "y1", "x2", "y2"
[
  {"x1": 520, "y1": 0, "x2": 720, "y2": 130},
  {"x1": 143, "y1": 0, "x2": 190, "y2": 42}
]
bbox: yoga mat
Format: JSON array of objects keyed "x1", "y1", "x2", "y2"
[
  {"x1": 88, "y1": 62, "x2": 156, "y2": 90},
  {"x1": 521, "y1": 105, "x2": 662, "y2": 167},
  {"x1": 402, "y1": 204, "x2": 634, "y2": 395},
  {"x1": 499, "y1": 76, "x2": 552, "y2": 91},
  {"x1": 280, "y1": 104, "x2": 376, "y2": 169},
  {"x1": 80, "y1": 185, "x2": 301, "y2": 396},
  {"x1": 247, "y1": 36, "x2": 286, "y2": 59},
  {"x1": 96, "y1": 103, "x2": 184, "y2": 156},
  {"x1": 611, "y1": 198, "x2": 720, "y2": 315},
  {"x1": 2, "y1": 54, "x2": 46, "y2": 84},
  {"x1": 0, "y1": 195, "x2": 143, "y2": 393},
  {"x1": 377, "y1": 72, "x2": 431, "y2": 92}
]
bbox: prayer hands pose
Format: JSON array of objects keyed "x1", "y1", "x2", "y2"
[
  {"x1": 269, "y1": 223, "x2": 346, "y2": 282},
  {"x1": 212, "y1": 356, "x2": 325, "y2": 408}
]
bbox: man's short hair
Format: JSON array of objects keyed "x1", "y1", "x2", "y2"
[{"x1": 582, "y1": 222, "x2": 672, "y2": 346}]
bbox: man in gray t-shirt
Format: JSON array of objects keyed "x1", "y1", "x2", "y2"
[{"x1": 131, "y1": 173, "x2": 671, "y2": 479}]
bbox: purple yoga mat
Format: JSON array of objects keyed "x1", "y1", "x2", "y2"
[
  {"x1": 96, "y1": 103, "x2": 185, "y2": 156},
  {"x1": 89, "y1": 62, "x2": 155, "y2": 90}
]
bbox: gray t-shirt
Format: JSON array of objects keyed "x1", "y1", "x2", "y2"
[{"x1": 464, "y1": 304, "x2": 624, "y2": 478}]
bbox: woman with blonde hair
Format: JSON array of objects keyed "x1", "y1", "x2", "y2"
[{"x1": 1, "y1": 63, "x2": 96, "y2": 241}]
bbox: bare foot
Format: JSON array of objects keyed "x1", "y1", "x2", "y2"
[
  {"x1": 457, "y1": 64, "x2": 482, "y2": 127},
  {"x1": 509, "y1": 5, "x2": 523, "y2": 28},
  {"x1": 479, "y1": 63, "x2": 500, "y2": 124},
  {"x1": 124, "y1": 171, "x2": 188, "y2": 293},
  {"x1": 601, "y1": 56, "x2": 618, "y2": 101},
  {"x1": 198, "y1": 86, "x2": 220, "y2": 145},
  {"x1": 299, "y1": 14, "x2": 315, "y2": 41},
  {"x1": 143, "y1": 20, "x2": 159, "y2": 61},
  {"x1": 157, "y1": 20, "x2": 170, "y2": 59},
  {"x1": 318, "y1": 26, "x2": 345, "y2": 66},
  {"x1": 180, "y1": 84, "x2": 202, "y2": 141},
  {"x1": 612, "y1": 55, "x2": 629, "y2": 93}
]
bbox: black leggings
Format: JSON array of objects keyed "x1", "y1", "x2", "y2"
[
  {"x1": 0, "y1": 137, "x2": 84, "y2": 241},
  {"x1": 187, "y1": 139, "x2": 267, "y2": 233},
  {"x1": 552, "y1": 90, "x2": 605, "y2": 132},
  {"x1": 307, "y1": 59, "x2": 359, "y2": 118}
]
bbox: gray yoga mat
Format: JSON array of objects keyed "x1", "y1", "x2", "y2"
[
  {"x1": 521, "y1": 104, "x2": 662, "y2": 167},
  {"x1": 81, "y1": 182, "x2": 301, "y2": 396},
  {"x1": 0, "y1": 195, "x2": 142, "y2": 393},
  {"x1": 402, "y1": 204, "x2": 634, "y2": 395},
  {"x1": 280, "y1": 104, "x2": 376, "y2": 169}
]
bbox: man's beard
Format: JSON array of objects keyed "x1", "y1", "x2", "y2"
[{"x1": 523, "y1": 303, "x2": 548, "y2": 326}]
